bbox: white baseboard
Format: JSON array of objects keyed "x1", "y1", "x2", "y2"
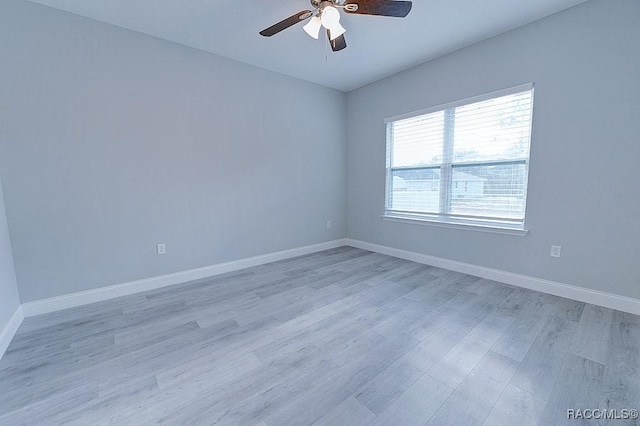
[
  {"x1": 345, "y1": 238, "x2": 640, "y2": 316},
  {"x1": 22, "y1": 239, "x2": 348, "y2": 317},
  {"x1": 18, "y1": 237, "x2": 640, "y2": 319},
  {"x1": 0, "y1": 305, "x2": 24, "y2": 360}
]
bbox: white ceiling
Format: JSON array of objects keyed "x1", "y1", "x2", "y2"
[{"x1": 27, "y1": 0, "x2": 590, "y2": 92}]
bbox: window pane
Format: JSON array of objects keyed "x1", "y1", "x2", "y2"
[
  {"x1": 391, "y1": 111, "x2": 444, "y2": 167},
  {"x1": 385, "y1": 85, "x2": 533, "y2": 228},
  {"x1": 390, "y1": 168, "x2": 440, "y2": 213},
  {"x1": 453, "y1": 91, "x2": 532, "y2": 163},
  {"x1": 449, "y1": 163, "x2": 527, "y2": 220}
]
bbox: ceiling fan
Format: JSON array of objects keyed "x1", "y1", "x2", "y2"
[{"x1": 259, "y1": 0, "x2": 412, "y2": 52}]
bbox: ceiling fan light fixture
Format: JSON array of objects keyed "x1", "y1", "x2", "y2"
[
  {"x1": 320, "y1": 5, "x2": 345, "y2": 41},
  {"x1": 303, "y1": 15, "x2": 322, "y2": 39},
  {"x1": 320, "y1": 5, "x2": 341, "y2": 29},
  {"x1": 327, "y1": 23, "x2": 346, "y2": 41}
]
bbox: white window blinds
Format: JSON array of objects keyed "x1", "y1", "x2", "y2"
[{"x1": 385, "y1": 84, "x2": 534, "y2": 228}]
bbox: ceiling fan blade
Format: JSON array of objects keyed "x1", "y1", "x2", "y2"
[
  {"x1": 259, "y1": 10, "x2": 313, "y2": 37},
  {"x1": 328, "y1": 31, "x2": 347, "y2": 52},
  {"x1": 344, "y1": 0, "x2": 412, "y2": 17}
]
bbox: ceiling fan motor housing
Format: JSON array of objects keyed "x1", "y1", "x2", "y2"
[{"x1": 311, "y1": 0, "x2": 348, "y2": 8}]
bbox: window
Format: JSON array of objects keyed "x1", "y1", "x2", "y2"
[{"x1": 385, "y1": 84, "x2": 534, "y2": 230}]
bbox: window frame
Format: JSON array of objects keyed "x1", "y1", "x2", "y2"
[{"x1": 383, "y1": 83, "x2": 534, "y2": 234}]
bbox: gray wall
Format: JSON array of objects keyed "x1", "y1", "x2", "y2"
[
  {"x1": 0, "y1": 0, "x2": 347, "y2": 302},
  {"x1": 0, "y1": 177, "x2": 21, "y2": 331},
  {"x1": 347, "y1": 0, "x2": 640, "y2": 299}
]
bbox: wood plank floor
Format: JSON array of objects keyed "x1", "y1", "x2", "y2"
[{"x1": 0, "y1": 247, "x2": 638, "y2": 425}]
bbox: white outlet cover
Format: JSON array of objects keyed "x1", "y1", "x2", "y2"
[
  {"x1": 157, "y1": 243, "x2": 166, "y2": 255},
  {"x1": 550, "y1": 245, "x2": 561, "y2": 258}
]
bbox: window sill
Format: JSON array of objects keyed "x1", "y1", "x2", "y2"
[{"x1": 381, "y1": 214, "x2": 529, "y2": 236}]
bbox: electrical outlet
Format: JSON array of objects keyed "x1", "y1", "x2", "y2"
[
  {"x1": 326, "y1": 221, "x2": 332, "y2": 229},
  {"x1": 157, "y1": 243, "x2": 166, "y2": 255},
  {"x1": 550, "y1": 245, "x2": 561, "y2": 258}
]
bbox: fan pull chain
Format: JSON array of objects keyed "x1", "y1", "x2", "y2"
[{"x1": 325, "y1": 36, "x2": 329, "y2": 61}]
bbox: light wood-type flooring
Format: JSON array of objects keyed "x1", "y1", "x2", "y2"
[{"x1": 0, "y1": 247, "x2": 638, "y2": 425}]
